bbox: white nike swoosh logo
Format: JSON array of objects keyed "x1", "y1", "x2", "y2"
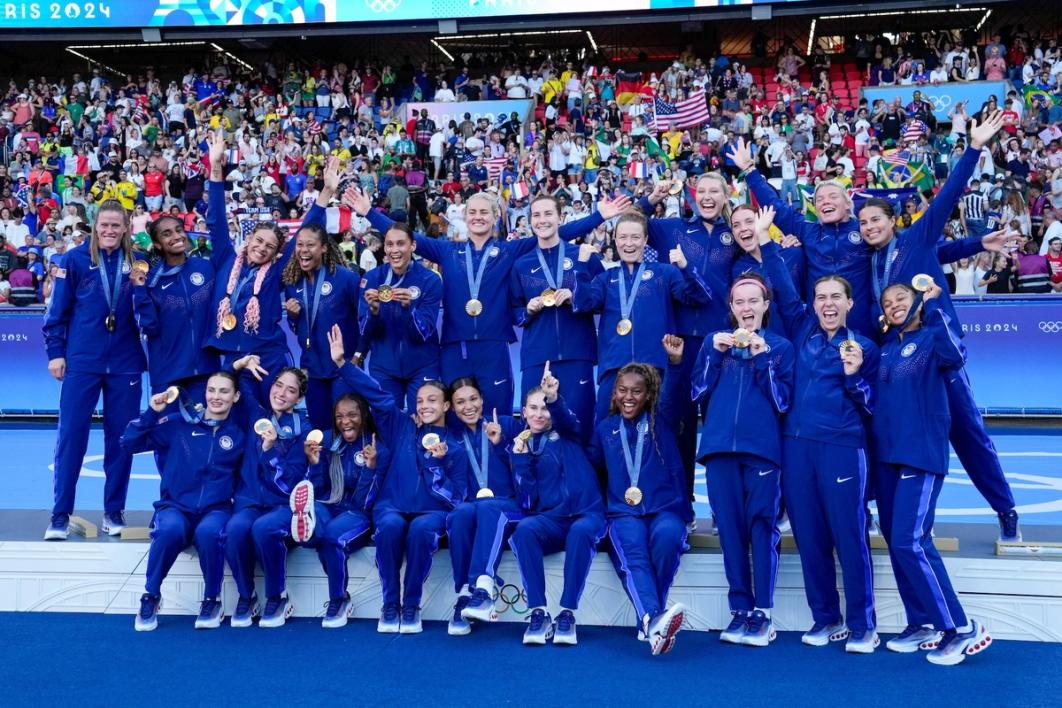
[
  {"x1": 900, "y1": 474, "x2": 917, "y2": 480},
  {"x1": 531, "y1": 266, "x2": 541, "y2": 273},
  {"x1": 579, "y1": 379, "x2": 591, "y2": 385},
  {"x1": 192, "y1": 431, "x2": 206, "y2": 436},
  {"x1": 129, "y1": 380, "x2": 137, "y2": 386},
  {"x1": 161, "y1": 283, "x2": 173, "y2": 290},
  {"x1": 686, "y1": 228, "x2": 698, "y2": 233},
  {"x1": 296, "y1": 288, "x2": 304, "y2": 293},
  {"x1": 758, "y1": 470, "x2": 773, "y2": 476},
  {"x1": 611, "y1": 429, "x2": 620, "y2": 435},
  {"x1": 89, "y1": 265, "x2": 99, "y2": 271},
  {"x1": 836, "y1": 476, "x2": 853, "y2": 483},
  {"x1": 494, "y1": 379, "x2": 507, "y2": 385}
]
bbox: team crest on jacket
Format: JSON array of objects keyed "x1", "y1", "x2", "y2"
[
  {"x1": 190, "y1": 272, "x2": 205, "y2": 286},
  {"x1": 563, "y1": 257, "x2": 573, "y2": 270},
  {"x1": 321, "y1": 281, "x2": 333, "y2": 296},
  {"x1": 219, "y1": 436, "x2": 234, "y2": 450},
  {"x1": 720, "y1": 232, "x2": 733, "y2": 245},
  {"x1": 641, "y1": 270, "x2": 653, "y2": 280},
  {"x1": 549, "y1": 431, "x2": 559, "y2": 441},
  {"x1": 354, "y1": 451, "x2": 366, "y2": 466},
  {"x1": 409, "y1": 286, "x2": 421, "y2": 300},
  {"x1": 122, "y1": 261, "x2": 131, "y2": 274},
  {"x1": 489, "y1": 246, "x2": 500, "y2": 257},
  {"x1": 901, "y1": 342, "x2": 918, "y2": 357},
  {"x1": 848, "y1": 231, "x2": 862, "y2": 244}
]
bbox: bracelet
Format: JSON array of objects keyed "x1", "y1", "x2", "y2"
[{"x1": 737, "y1": 167, "x2": 752, "y2": 181}]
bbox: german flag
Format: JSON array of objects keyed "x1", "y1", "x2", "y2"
[{"x1": 616, "y1": 78, "x2": 654, "y2": 106}]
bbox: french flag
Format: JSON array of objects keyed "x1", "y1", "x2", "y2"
[
  {"x1": 628, "y1": 161, "x2": 649, "y2": 180},
  {"x1": 510, "y1": 181, "x2": 529, "y2": 201},
  {"x1": 226, "y1": 149, "x2": 240, "y2": 165},
  {"x1": 325, "y1": 206, "x2": 353, "y2": 235}
]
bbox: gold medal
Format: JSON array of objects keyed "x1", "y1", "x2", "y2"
[
  {"x1": 377, "y1": 285, "x2": 393, "y2": 302},
  {"x1": 541, "y1": 288, "x2": 556, "y2": 307},
  {"x1": 476, "y1": 487, "x2": 494, "y2": 499},
  {"x1": 911, "y1": 273, "x2": 934, "y2": 292},
  {"x1": 624, "y1": 486, "x2": 643, "y2": 506},
  {"x1": 668, "y1": 179, "x2": 684, "y2": 196},
  {"x1": 839, "y1": 339, "x2": 861, "y2": 354},
  {"x1": 616, "y1": 318, "x2": 633, "y2": 336},
  {"x1": 306, "y1": 429, "x2": 324, "y2": 445},
  {"x1": 162, "y1": 386, "x2": 180, "y2": 404},
  {"x1": 222, "y1": 313, "x2": 238, "y2": 331},
  {"x1": 878, "y1": 314, "x2": 889, "y2": 334},
  {"x1": 253, "y1": 419, "x2": 273, "y2": 436},
  {"x1": 516, "y1": 429, "x2": 533, "y2": 445},
  {"x1": 133, "y1": 260, "x2": 150, "y2": 274},
  {"x1": 465, "y1": 298, "x2": 483, "y2": 316},
  {"x1": 733, "y1": 328, "x2": 752, "y2": 348},
  {"x1": 421, "y1": 432, "x2": 441, "y2": 449}
]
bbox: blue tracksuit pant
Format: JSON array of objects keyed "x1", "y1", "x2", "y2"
[
  {"x1": 372, "y1": 510, "x2": 448, "y2": 608},
  {"x1": 53, "y1": 370, "x2": 142, "y2": 516},
  {"x1": 441, "y1": 340, "x2": 514, "y2": 415},
  {"x1": 876, "y1": 464, "x2": 967, "y2": 632},
  {"x1": 705, "y1": 453, "x2": 781, "y2": 611},
  {"x1": 676, "y1": 334, "x2": 704, "y2": 500},
  {"x1": 447, "y1": 499, "x2": 524, "y2": 593},
  {"x1": 521, "y1": 360, "x2": 595, "y2": 442},
  {"x1": 366, "y1": 361, "x2": 442, "y2": 414},
  {"x1": 783, "y1": 438, "x2": 875, "y2": 632},
  {"x1": 946, "y1": 369, "x2": 1015, "y2": 514},
  {"x1": 144, "y1": 507, "x2": 230, "y2": 598},
  {"x1": 314, "y1": 505, "x2": 372, "y2": 599},
  {"x1": 606, "y1": 512, "x2": 688, "y2": 620},
  {"x1": 225, "y1": 506, "x2": 268, "y2": 598},
  {"x1": 510, "y1": 513, "x2": 606, "y2": 610}
]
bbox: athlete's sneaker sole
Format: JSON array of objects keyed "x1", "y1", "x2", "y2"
[
  {"x1": 259, "y1": 600, "x2": 294, "y2": 629},
  {"x1": 650, "y1": 604, "x2": 685, "y2": 656},
  {"x1": 290, "y1": 480, "x2": 316, "y2": 543}
]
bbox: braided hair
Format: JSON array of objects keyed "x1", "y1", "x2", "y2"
[
  {"x1": 325, "y1": 391, "x2": 377, "y2": 504},
  {"x1": 608, "y1": 362, "x2": 664, "y2": 460},
  {"x1": 281, "y1": 223, "x2": 347, "y2": 286},
  {"x1": 215, "y1": 224, "x2": 286, "y2": 336}
]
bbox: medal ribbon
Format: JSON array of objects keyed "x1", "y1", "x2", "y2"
[
  {"x1": 227, "y1": 264, "x2": 259, "y2": 307},
  {"x1": 463, "y1": 238, "x2": 494, "y2": 302},
  {"x1": 619, "y1": 414, "x2": 648, "y2": 488},
  {"x1": 534, "y1": 243, "x2": 566, "y2": 290},
  {"x1": 529, "y1": 432, "x2": 549, "y2": 456},
  {"x1": 383, "y1": 266, "x2": 407, "y2": 288},
  {"x1": 149, "y1": 260, "x2": 187, "y2": 288},
  {"x1": 617, "y1": 261, "x2": 647, "y2": 322},
  {"x1": 870, "y1": 237, "x2": 898, "y2": 304},
  {"x1": 301, "y1": 266, "x2": 327, "y2": 339},
  {"x1": 462, "y1": 423, "x2": 490, "y2": 489},
  {"x1": 271, "y1": 411, "x2": 302, "y2": 440},
  {"x1": 97, "y1": 252, "x2": 124, "y2": 321}
]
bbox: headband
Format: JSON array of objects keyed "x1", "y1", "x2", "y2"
[{"x1": 730, "y1": 278, "x2": 768, "y2": 296}]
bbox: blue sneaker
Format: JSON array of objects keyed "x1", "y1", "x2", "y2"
[
  {"x1": 648, "y1": 603, "x2": 686, "y2": 656},
  {"x1": 322, "y1": 593, "x2": 352, "y2": 629},
  {"x1": 378, "y1": 603, "x2": 401, "y2": 633},
  {"x1": 719, "y1": 610, "x2": 749, "y2": 644},
  {"x1": 801, "y1": 620, "x2": 849, "y2": 646},
  {"x1": 927, "y1": 620, "x2": 992, "y2": 666},
  {"x1": 259, "y1": 594, "x2": 293, "y2": 628},
  {"x1": 134, "y1": 593, "x2": 160, "y2": 632},
  {"x1": 523, "y1": 608, "x2": 554, "y2": 645},
  {"x1": 399, "y1": 605, "x2": 422, "y2": 634},
  {"x1": 845, "y1": 629, "x2": 880, "y2": 654},
  {"x1": 101, "y1": 511, "x2": 126, "y2": 536},
  {"x1": 460, "y1": 587, "x2": 497, "y2": 622},
  {"x1": 998, "y1": 509, "x2": 1021, "y2": 542},
  {"x1": 553, "y1": 610, "x2": 577, "y2": 645},
  {"x1": 231, "y1": 594, "x2": 260, "y2": 628},
  {"x1": 740, "y1": 610, "x2": 776, "y2": 647},
  {"x1": 44, "y1": 513, "x2": 70, "y2": 541},
  {"x1": 448, "y1": 595, "x2": 472, "y2": 636},
  {"x1": 886, "y1": 624, "x2": 942, "y2": 653},
  {"x1": 194, "y1": 597, "x2": 223, "y2": 629}
]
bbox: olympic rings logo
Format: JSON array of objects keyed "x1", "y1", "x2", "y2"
[
  {"x1": 1039, "y1": 321, "x2": 1062, "y2": 333},
  {"x1": 494, "y1": 583, "x2": 529, "y2": 616},
  {"x1": 365, "y1": 0, "x2": 401, "y2": 13},
  {"x1": 928, "y1": 94, "x2": 952, "y2": 111}
]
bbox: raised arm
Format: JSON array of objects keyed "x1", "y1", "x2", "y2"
[
  {"x1": 205, "y1": 131, "x2": 236, "y2": 266},
  {"x1": 730, "y1": 136, "x2": 809, "y2": 239}
]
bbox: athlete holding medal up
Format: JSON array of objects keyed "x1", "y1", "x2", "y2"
[{"x1": 588, "y1": 335, "x2": 692, "y2": 656}]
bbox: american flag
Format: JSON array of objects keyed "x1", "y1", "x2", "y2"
[
  {"x1": 650, "y1": 90, "x2": 710, "y2": 131},
  {"x1": 485, "y1": 156, "x2": 508, "y2": 179},
  {"x1": 15, "y1": 185, "x2": 30, "y2": 209}
]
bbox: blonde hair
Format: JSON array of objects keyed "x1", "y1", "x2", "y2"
[
  {"x1": 90, "y1": 199, "x2": 133, "y2": 268},
  {"x1": 466, "y1": 192, "x2": 499, "y2": 222},
  {"x1": 694, "y1": 172, "x2": 734, "y2": 224}
]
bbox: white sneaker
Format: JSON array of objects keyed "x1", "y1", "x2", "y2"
[
  {"x1": 648, "y1": 603, "x2": 686, "y2": 656},
  {"x1": 101, "y1": 511, "x2": 126, "y2": 536}
]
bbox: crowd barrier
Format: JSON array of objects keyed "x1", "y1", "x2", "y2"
[{"x1": 1, "y1": 295, "x2": 1059, "y2": 416}]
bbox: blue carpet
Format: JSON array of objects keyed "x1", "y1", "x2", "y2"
[{"x1": 2, "y1": 613, "x2": 1058, "y2": 707}]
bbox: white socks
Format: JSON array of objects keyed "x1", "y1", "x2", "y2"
[{"x1": 475, "y1": 575, "x2": 495, "y2": 593}]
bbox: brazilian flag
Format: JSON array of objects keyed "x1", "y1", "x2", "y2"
[{"x1": 1023, "y1": 86, "x2": 1058, "y2": 110}]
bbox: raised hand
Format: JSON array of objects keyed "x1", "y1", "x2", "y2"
[
  {"x1": 662, "y1": 334, "x2": 684, "y2": 364},
  {"x1": 923, "y1": 280, "x2": 943, "y2": 301},
  {"x1": 755, "y1": 205, "x2": 776, "y2": 244},
  {"x1": 969, "y1": 110, "x2": 1005, "y2": 150},
  {"x1": 979, "y1": 228, "x2": 1018, "y2": 253},
  {"x1": 234, "y1": 354, "x2": 268, "y2": 381},
  {"x1": 749, "y1": 333, "x2": 767, "y2": 356},
  {"x1": 840, "y1": 344, "x2": 863, "y2": 376},
  {"x1": 321, "y1": 156, "x2": 341, "y2": 194},
  {"x1": 540, "y1": 360, "x2": 559, "y2": 403},
  {"x1": 362, "y1": 433, "x2": 378, "y2": 468},
  {"x1": 597, "y1": 194, "x2": 632, "y2": 219},
  {"x1": 428, "y1": 441, "x2": 448, "y2": 459},
  {"x1": 727, "y1": 137, "x2": 754, "y2": 172},
  {"x1": 578, "y1": 242, "x2": 599, "y2": 262},
  {"x1": 669, "y1": 244, "x2": 688, "y2": 269},
  {"x1": 327, "y1": 324, "x2": 346, "y2": 367},
  {"x1": 342, "y1": 185, "x2": 372, "y2": 216},
  {"x1": 485, "y1": 408, "x2": 503, "y2": 444},
  {"x1": 304, "y1": 436, "x2": 322, "y2": 466},
  {"x1": 206, "y1": 130, "x2": 226, "y2": 177}
]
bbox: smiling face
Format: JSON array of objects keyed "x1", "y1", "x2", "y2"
[
  {"x1": 95, "y1": 208, "x2": 126, "y2": 252},
  {"x1": 730, "y1": 282, "x2": 769, "y2": 331},
  {"x1": 614, "y1": 221, "x2": 647, "y2": 265},
  {"x1": 813, "y1": 278, "x2": 852, "y2": 333},
  {"x1": 334, "y1": 399, "x2": 363, "y2": 442},
  {"x1": 154, "y1": 216, "x2": 188, "y2": 257},
  {"x1": 416, "y1": 383, "x2": 450, "y2": 427},
  {"x1": 464, "y1": 194, "x2": 494, "y2": 238},
  {"x1": 522, "y1": 390, "x2": 552, "y2": 432},
  {"x1": 269, "y1": 372, "x2": 303, "y2": 414},
  {"x1": 613, "y1": 372, "x2": 649, "y2": 420},
  {"x1": 731, "y1": 207, "x2": 758, "y2": 254},
  {"x1": 383, "y1": 227, "x2": 414, "y2": 272},
  {"x1": 695, "y1": 176, "x2": 727, "y2": 220},
  {"x1": 858, "y1": 205, "x2": 896, "y2": 248},
  {"x1": 295, "y1": 229, "x2": 326, "y2": 273},
  {"x1": 247, "y1": 227, "x2": 280, "y2": 265},
  {"x1": 813, "y1": 184, "x2": 849, "y2": 225},
  {"x1": 204, "y1": 374, "x2": 240, "y2": 418},
  {"x1": 451, "y1": 385, "x2": 484, "y2": 429},
  {"x1": 530, "y1": 198, "x2": 560, "y2": 242},
  {"x1": 881, "y1": 284, "x2": 918, "y2": 328}
]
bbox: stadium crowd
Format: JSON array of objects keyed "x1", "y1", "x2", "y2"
[{"x1": 0, "y1": 27, "x2": 1060, "y2": 304}]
